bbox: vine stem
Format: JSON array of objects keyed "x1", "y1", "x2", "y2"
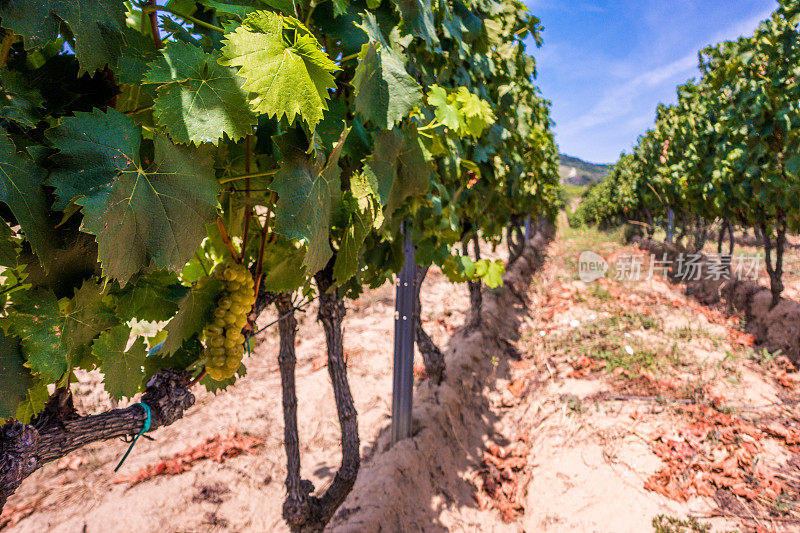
[
  {"x1": 219, "y1": 169, "x2": 278, "y2": 184},
  {"x1": 194, "y1": 251, "x2": 210, "y2": 276},
  {"x1": 240, "y1": 136, "x2": 253, "y2": 264},
  {"x1": 189, "y1": 369, "x2": 208, "y2": 388},
  {"x1": 417, "y1": 119, "x2": 442, "y2": 132},
  {"x1": 217, "y1": 218, "x2": 241, "y2": 263},
  {"x1": 339, "y1": 52, "x2": 359, "y2": 63},
  {"x1": 253, "y1": 191, "x2": 278, "y2": 298},
  {"x1": 145, "y1": 0, "x2": 163, "y2": 49},
  {"x1": 141, "y1": 5, "x2": 225, "y2": 33},
  {"x1": 0, "y1": 30, "x2": 15, "y2": 68}
]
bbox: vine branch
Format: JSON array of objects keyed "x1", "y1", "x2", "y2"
[{"x1": 0, "y1": 370, "x2": 195, "y2": 512}]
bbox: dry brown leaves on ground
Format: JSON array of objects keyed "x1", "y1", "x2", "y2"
[
  {"x1": 644, "y1": 403, "x2": 799, "y2": 526},
  {"x1": 567, "y1": 355, "x2": 607, "y2": 378},
  {"x1": 113, "y1": 430, "x2": 262, "y2": 486},
  {"x1": 474, "y1": 437, "x2": 531, "y2": 522},
  {"x1": 0, "y1": 497, "x2": 43, "y2": 530}
]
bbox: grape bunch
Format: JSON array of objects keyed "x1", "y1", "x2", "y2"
[{"x1": 202, "y1": 259, "x2": 255, "y2": 381}]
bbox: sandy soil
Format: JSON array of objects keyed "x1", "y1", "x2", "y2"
[{"x1": 3, "y1": 224, "x2": 799, "y2": 533}]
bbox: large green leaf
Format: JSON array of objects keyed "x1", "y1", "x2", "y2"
[
  {"x1": 94, "y1": 325, "x2": 147, "y2": 399},
  {"x1": 364, "y1": 128, "x2": 433, "y2": 217},
  {"x1": 392, "y1": 0, "x2": 439, "y2": 46},
  {"x1": 259, "y1": 237, "x2": 308, "y2": 293},
  {"x1": 62, "y1": 279, "x2": 118, "y2": 357},
  {"x1": 200, "y1": 0, "x2": 295, "y2": 17},
  {"x1": 0, "y1": 0, "x2": 127, "y2": 73},
  {"x1": 144, "y1": 41, "x2": 257, "y2": 145},
  {"x1": 114, "y1": 270, "x2": 189, "y2": 323},
  {"x1": 47, "y1": 109, "x2": 219, "y2": 284},
  {"x1": 0, "y1": 330, "x2": 35, "y2": 422},
  {"x1": 220, "y1": 11, "x2": 339, "y2": 130},
  {"x1": 162, "y1": 278, "x2": 222, "y2": 355},
  {"x1": 0, "y1": 221, "x2": 18, "y2": 267},
  {"x1": 116, "y1": 27, "x2": 160, "y2": 86},
  {"x1": 15, "y1": 380, "x2": 49, "y2": 423},
  {"x1": 271, "y1": 129, "x2": 348, "y2": 275},
  {"x1": 0, "y1": 134, "x2": 54, "y2": 264},
  {"x1": 0, "y1": 70, "x2": 44, "y2": 127},
  {"x1": 7, "y1": 288, "x2": 67, "y2": 382},
  {"x1": 333, "y1": 174, "x2": 380, "y2": 282},
  {"x1": 352, "y1": 43, "x2": 422, "y2": 130}
]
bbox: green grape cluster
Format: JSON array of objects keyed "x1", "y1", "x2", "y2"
[{"x1": 203, "y1": 259, "x2": 255, "y2": 381}]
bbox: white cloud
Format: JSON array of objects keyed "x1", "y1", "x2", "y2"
[{"x1": 556, "y1": 6, "x2": 775, "y2": 147}]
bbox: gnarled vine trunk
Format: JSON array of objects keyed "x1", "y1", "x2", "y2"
[
  {"x1": 0, "y1": 369, "x2": 194, "y2": 512},
  {"x1": 275, "y1": 293, "x2": 312, "y2": 532},
  {"x1": 464, "y1": 234, "x2": 482, "y2": 330},
  {"x1": 506, "y1": 221, "x2": 526, "y2": 264},
  {"x1": 295, "y1": 267, "x2": 359, "y2": 531},
  {"x1": 413, "y1": 265, "x2": 445, "y2": 384},
  {"x1": 757, "y1": 217, "x2": 787, "y2": 309}
]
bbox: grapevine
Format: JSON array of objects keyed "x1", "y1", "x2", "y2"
[
  {"x1": 573, "y1": 0, "x2": 800, "y2": 307},
  {"x1": 0, "y1": 0, "x2": 561, "y2": 526}
]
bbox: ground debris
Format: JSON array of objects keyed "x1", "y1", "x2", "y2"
[
  {"x1": 644, "y1": 402, "x2": 799, "y2": 528},
  {"x1": 113, "y1": 430, "x2": 262, "y2": 486},
  {"x1": 0, "y1": 497, "x2": 43, "y2": 530},
  {"x1": 474, "y1": 436, "x2": 531, "y2": 522}
]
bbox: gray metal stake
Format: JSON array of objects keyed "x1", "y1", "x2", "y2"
[
  {"x1": 525, "y1": 215, "x2": 532, "y2": 240},
  {"x1": 391, "y1": 223, "x2": 416, "y2": 444},
  {"x1": 666, "y1": 209, "x2": 675, "y2": 243}
]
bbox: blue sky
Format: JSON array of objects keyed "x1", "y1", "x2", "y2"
[{"x1": 522, "y1": 0, "x2": 777, "y2": 164}]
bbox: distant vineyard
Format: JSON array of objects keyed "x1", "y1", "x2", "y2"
[{"x1": 572, "y1": 0, "x2": 800, "y2": 307}]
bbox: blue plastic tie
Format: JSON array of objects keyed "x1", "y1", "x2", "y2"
[{"x1": 114, "y1": 403, "x2": 152, "y2": 472}]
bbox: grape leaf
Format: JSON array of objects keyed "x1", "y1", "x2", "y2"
[
  {"x1": 94, "y1": 325, "x2": 147, "y2": 399},
  {"x1": 0, "y1": 0, "x2": 127, "y2": 73},
  {"x1": 14, "y1": 380, "x2": 49, "y2": 423},
  {"x1": 352, "y1": 43, "x2": 422, "y2": 130},
  {"x1": 143, "y1": 41, "x2": 257, "y2": 145},
  {"x1": 117, "y1": 28, "x2": 160, "y2": 85},
  {"x1": 0, "y1": 134, "x2": 54, "y2": 265},
  {"x1": 220, "y1": 11, "x2": 339, "y2": 130},
  {"x1": 0, "y1": 70, "x2": 44, "y2": 127},
  {"x1": 427, "y1": 85, "x2": 461, "y2": 130},
  {"x1": 0, "y1": 330, "x2": 34, "y2": 422},
  {"x1": 47, "y1": 109, "x2": 219, "y2": 284},
  {"x1": 200, "y1": 0, "x2": 295, "y2": 17},
  {"x1": 271, "y1": 129, "x2": 349, "y2": 276},
  {"x1": 114, "y1": 270, "x2": 189, "y2": 323},
  {"x1": 479, "y1": 259, "x2": 504, "y2": 288},
  {"x1": 144, "y1": 337, "x2": 201, "y2": 377},
  {"x1": 333, "y1": 195, "x2": 375, "y2": 282},
  {"x1": 7, "y1": 288, "x2": 67, "y2": 382},
  {"x1": 364, "y1": 128, "x2": 433, "y2": 217},
  {"x1": 0, "y1": 221, "x2": 19, "y2": 267},
  {"x1": 332, "y1": 0, "x2": 350, "y2": 16},
  {"x1": 162, "y1": 278, "x2": 222, "y2": 355},
  {"x1": 46, "y1": 108, "x2": 141, "y2": 211},
  {"x1": 62, "y1": 279, "x2": 118, "y2": 357},
  {"x1": 260, "y1": 237, "x2": 307, "y2": 293},
  {"x1": 392, "y1": 0, "x2": 439, "y2": 46}
]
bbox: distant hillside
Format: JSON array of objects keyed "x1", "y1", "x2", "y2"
[{"x1": 558, "y1": 154, "x2": 611, "y2": 186}]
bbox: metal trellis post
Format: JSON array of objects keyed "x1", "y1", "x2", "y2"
[
  {"x1": 666, "y1": 209, "x2": 675, "y2": 243},
  {"x1": 391, "y1": 222, "x2": 416, "y2": 444}
]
